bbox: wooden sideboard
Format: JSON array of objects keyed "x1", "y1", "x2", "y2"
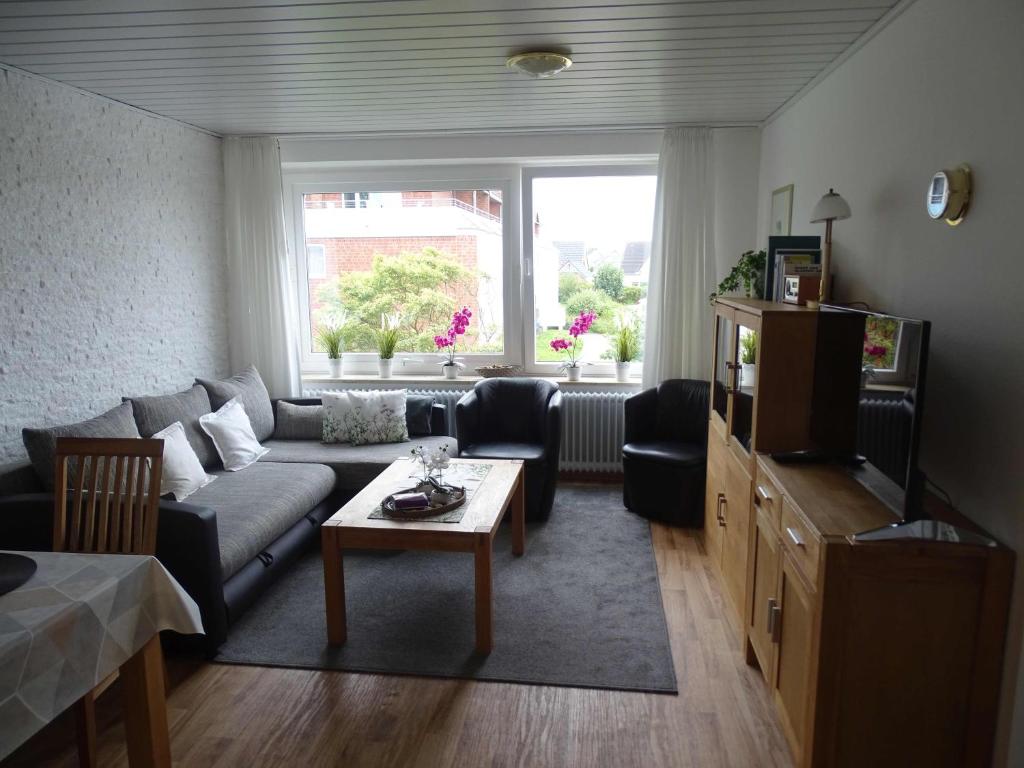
[{"x1": 703, "y1": 297, "x2": 1014, "y2": 767}]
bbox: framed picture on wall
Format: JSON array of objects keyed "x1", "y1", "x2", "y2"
[{"x1": 770, "y1": 184, "x2": 794, "y2": 236}]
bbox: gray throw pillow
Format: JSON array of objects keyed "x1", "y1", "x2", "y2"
[
  {"x1": 273, "y1": 402, "x2": 323, "y2": 440},
  {"x1": 124, "y1": 385, "x2": 218, "y2": 469},
  {"x1": 22, "y1": 401, "x2": 141, "y2": 490},
  {"x1": 196, "y1": 366, "x2": 274, "y2": 442}
]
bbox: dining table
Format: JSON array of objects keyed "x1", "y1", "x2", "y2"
[{"x1": 0, "y1": 550, "x2": 204, "y2": 766}]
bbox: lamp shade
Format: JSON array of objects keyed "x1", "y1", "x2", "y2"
[{"x1": 810, "y1": 189, "x2": 851, "y2": 223}]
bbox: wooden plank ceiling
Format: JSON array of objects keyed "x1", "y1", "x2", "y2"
[{"x1": 0, "y1": 0, "x2": 900, "y2": 136}]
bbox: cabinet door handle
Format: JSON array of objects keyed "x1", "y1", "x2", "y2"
[
  {"x1": 755, "y1": 485, "x2": 772, "y2": 506},
  {"x1": 786, "y1": 526, "x2": 805, "y2": 548},
  {"x1": 725, "y1": 362, "x2": 741, "y2": 394},
  {"x1": 766, "y1": 597, "x2": 778, "y2": 635},
  {"x1": 719, "y1": 495, "x2": 727, "y2": 527},
  {"x1": 714, "y1": 493, "x2": 724, "y2": 525},
  {"x1": 770, "y1": 603, "x2": 783, "y2": 643}
]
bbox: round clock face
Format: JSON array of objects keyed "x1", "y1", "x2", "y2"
[{"x1": 927, "y1": 171, "x2": 950, "y2": 219}]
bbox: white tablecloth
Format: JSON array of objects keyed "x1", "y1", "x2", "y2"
[{"x1": 0, "y1": 551, "x2": 204, "y2": 759}]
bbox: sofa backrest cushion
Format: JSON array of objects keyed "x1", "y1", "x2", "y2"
[
  {"x1": 124, "y1": 384, "x2": 218, "y2": 469},
  {"x1": 405, "y1": 395, "x2": 435, "y2": 437},
  {"x1": 22, "y1": 401, "x2": 141, "y2": 490},
  {"x1": 196, "y1": 366, "x2": 274, "y2": 442},
  {"x1": 271, "y1": 394, "x2": 438, "y2": 439},
  {"x1": 273, "y1": 401, "x2": 323, "y2": 440}
]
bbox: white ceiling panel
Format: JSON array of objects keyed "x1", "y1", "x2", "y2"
[{"x1": 0, "y1": 0, "x2": 903, "y2": 136}]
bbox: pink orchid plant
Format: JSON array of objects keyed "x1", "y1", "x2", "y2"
[
  {"x1": 435, "y1": 306, "x2": 472, "y2": 366},
  {"x1": 550, "y1": 310, "x2": 597, "y2": 369}
]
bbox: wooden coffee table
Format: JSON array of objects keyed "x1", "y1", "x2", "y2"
[{"x1": 321, "y1": 457, "x2": 525, "y2": 655}]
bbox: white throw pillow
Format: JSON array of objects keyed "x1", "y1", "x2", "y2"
[
  {"x1": 153, "y1": 421, "x2": 216, "y2": 501},
  {"x1": 199, "y1": 398, "x2": 270, "y2": 471},
  {"x1": 322, "y1": 390, "x2": 409, "y2": 446}
]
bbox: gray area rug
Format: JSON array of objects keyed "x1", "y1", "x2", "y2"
[{"x1": 214, "y1": 484, "x2": 678, "y2": 694}]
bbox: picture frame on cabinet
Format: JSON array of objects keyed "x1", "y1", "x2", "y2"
[{"x1": 770, "y1": 184, "x2": 795, "y2": 236}]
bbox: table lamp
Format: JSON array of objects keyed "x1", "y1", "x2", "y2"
[{"x1": 808, "y1": 188, "x2": 851, "y2": 307}]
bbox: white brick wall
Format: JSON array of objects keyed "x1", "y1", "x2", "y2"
[{"x1": 0, "y1": 68, "x2": 229, "y2": 463}]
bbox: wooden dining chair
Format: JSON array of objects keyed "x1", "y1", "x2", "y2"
[{"x1": 52, "y1": 437, "x2": 164, "y2": 768}]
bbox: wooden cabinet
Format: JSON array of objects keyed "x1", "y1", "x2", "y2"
[
  {"x1": 720, "y1": 444, "x2": 751, "y2": 618},
  {"x1": 773, "y1": 551, "x2": 816, "y2": 760},
  {"x1": 747, "y1": 508, "x2": 780, "y2": 675},
  {"x1": 703, "y1": 427, "x2": 750, "y2": 623},
  {"x1": 706, "y1": 297, "x2": 819, "y2": 629},
  {"x1": 741, "y1": 455, "x2": 1014, "y2": 768},
  {"x1": 710, "y1": 298, "x2": 822, "y2": 469}
]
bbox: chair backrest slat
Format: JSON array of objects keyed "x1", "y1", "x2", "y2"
[
  {"x1": 53, "y1": 438, "x2": 164, "y2": 556},
  {"x1": 94, "y1": 455, "x2": 111, "y2": 552},
  {"x1": 108, "y1": 455, "x2": 127, "y2": 552},
  {"x1": 82, "y1": 454, "x2": 101, "y2": 551}
]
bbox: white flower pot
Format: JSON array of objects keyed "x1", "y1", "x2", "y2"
[
  {"x1": 442, "y1": 364, "x2": 459, "y2": 380},
  {"x1": 378, "y1": 358, "x2": 393, "y2": 379},
  {"x1": 565, "y1": 365, "x2": 582, "y2": 382},
  {"x1": 615, "y1": 361, "x2": 631, "y2": 383},
  {"x1": 740, "y1": 362, "x2": 756, "y2": 389},
  {"x1": 327, "y1": 357, "x2": 343, "y2": 377}
]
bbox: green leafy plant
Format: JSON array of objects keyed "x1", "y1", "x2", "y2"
[
  {"x1": 558, "y1": 272, "x2": 590, "y2": 304},
  {"x1": 594, "y1": 263, "x2": 625, "y2": 301},
  {"x1": 316, "y1": 325, "x2": 345, "y2": 359},
  {"x1": 611, "y1": 319, "x2": 641, "y2": 363},
  {"x1": 740, "y1": 330, "x2": 758, "y2": 365},
  {"x1": 709, "y1": 250, "x2": 767, "y2": 303},
  {"x1": 619, "y1": 285, "x2": 644, "y2": 305},
  {"x1": 316, "y1": 247, "x2": 481, "y2": 352},
  {"x1": 564, "y1": 288, "x2": 617, "y2": 334},
  {"x1": 372, "y1": 314, "x2": 402, "y2": 359}
]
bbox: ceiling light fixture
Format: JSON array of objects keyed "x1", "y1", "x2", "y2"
[{"x1": 506, "y1": 52, "x2": 573, "y2": 79}]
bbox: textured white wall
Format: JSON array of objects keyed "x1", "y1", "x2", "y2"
[
  {"x1": 0, "y1": 68, "x2": 228, "y2": 464},
  {"x1": 756, "y1": 0, "x2": 1024, "y2": 762}
]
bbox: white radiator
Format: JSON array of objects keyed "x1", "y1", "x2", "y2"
[{"x1": 303, "y1": 384, "x2": 630, "y2": 472}]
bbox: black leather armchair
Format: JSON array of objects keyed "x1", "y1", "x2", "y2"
[
  {"x1": 456, "y1": 379, "x2": 562, "y2": 521},
  {"x1": 622, "y1": 379, "x2": 710, "y2": 526}
]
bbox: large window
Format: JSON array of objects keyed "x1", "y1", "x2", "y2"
[
  {"x1": 523, "y1": 168, "x2": 657, "y2": 374},
  {"x1": 288, "y1": 163, "x2": 656, "y2": 378},
  {"x1": 296, "y1": 184, "x2": 508, "y2": 373}
]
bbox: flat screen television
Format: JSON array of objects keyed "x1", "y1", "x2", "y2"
[{"x1": 816, "y1": 305, "x2": 931, "y2": 521}]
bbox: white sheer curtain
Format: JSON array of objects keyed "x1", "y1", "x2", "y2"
[
  {"x1": 642, "y1": 127, "x2": 716, "y2": 388},
  {"x1": 222, "y1": 136, "x2": 301, "y2": 398}
]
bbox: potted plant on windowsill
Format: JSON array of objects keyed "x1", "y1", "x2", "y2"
[
  {"x1": 610, "y1": 318, "x2": 640, "y2": 383},
  {"x1": 435, "y1": 307, "x2": 472, "y2": 380},
  {"x1": 740, "y1": 330, "x2": 758, "y2": 389},
  {"x1": 550, "y1": 310, "x2": 596, "y2": 382},
  {"x1": 374, "y1": 314, "x2": 402, "y2": 379},
  {"x1": 316, "y1": 324, "x2": 345, "y2": 378}
]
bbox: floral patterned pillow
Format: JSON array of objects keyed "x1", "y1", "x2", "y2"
[{"x1": 322, "y1": 390, "x2": 409, "y2": 446}]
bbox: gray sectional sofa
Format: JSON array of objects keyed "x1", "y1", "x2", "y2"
[{"x1": 0, "y1": 372, "x2": 456, "y2": 652}]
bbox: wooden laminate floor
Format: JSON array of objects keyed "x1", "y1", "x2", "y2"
[{"x1": 5, "y1": 521, "x2": 793, "y2": 768}]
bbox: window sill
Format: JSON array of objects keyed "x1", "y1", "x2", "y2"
[{"x1": 301, "y1": 373, "x2": 643, "y2": 391}]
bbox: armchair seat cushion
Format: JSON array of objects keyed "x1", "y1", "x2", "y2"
[
  {"x1": 623, "y1": 440, "x2": 705, "y2": 468},
  {"x1": 460, "y1": 442, "x2": 545, "y2": 463},
  {"x1": 185, "y1": 461, "x2": 336, "y2": 580}
]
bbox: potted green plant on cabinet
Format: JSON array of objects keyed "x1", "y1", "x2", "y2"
[{"x1": 740, "y1": 330, "x2": 758, "y2": 388}]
